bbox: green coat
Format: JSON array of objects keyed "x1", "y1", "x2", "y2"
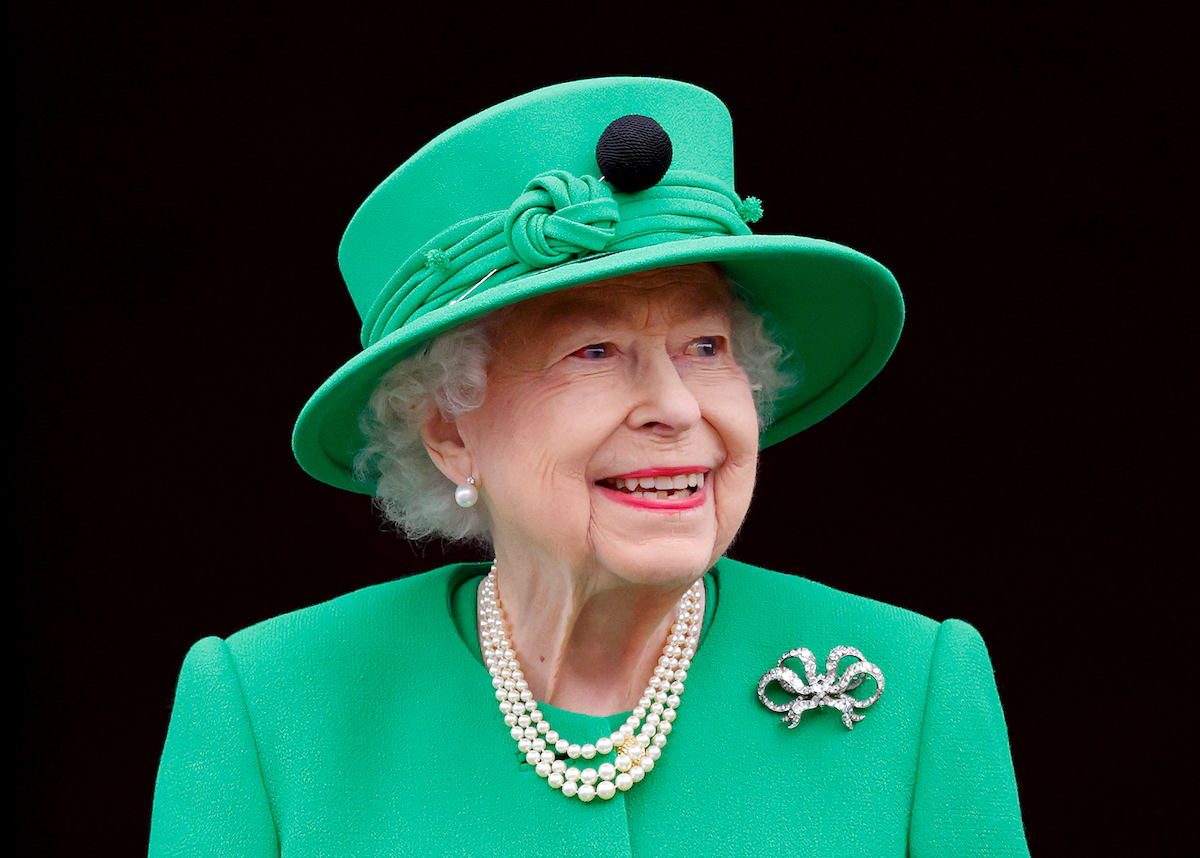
[{"x1": 150, "y1": 559, "x2": 1028, "y2": 856}]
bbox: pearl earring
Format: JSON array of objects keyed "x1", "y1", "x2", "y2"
[{"x1": 454, "y1": 477, "x2": 478, "y2": 508}]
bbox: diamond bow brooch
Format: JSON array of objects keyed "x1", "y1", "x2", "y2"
[{"x1": 757, "y1": 646, "x2": 885, "y2": 730}]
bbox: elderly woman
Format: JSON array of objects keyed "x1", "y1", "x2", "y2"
[{"x1": 151, "y1": 78, "x2": 1028, "y2": 856}]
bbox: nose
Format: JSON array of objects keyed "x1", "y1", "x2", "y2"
[{"x1": 627, "y1": 350, "x2": 702, "y2": 434}]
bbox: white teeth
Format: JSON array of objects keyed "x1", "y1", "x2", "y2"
[{"x1": 604, "y1": 471, "x2": 707, "y2": 495}]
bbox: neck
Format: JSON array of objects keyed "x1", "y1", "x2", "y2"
[{"x1": 480, "y1": 558, "x2": 706, "y2": 717}]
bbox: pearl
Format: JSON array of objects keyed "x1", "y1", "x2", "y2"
[
  {"x1": 479, "y1": 566, "x2": 703, "y2": 804},
  {"x1": 454, "y1": 480, "x2": 478, "y2": 507}
]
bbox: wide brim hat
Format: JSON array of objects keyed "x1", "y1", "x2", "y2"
[{"x1": 293, "y1": 77, "x2": 903, "y2": 493}]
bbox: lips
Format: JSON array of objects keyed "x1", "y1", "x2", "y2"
[{"x1": 596, "y1": 469, "x2": 706, "y2": 501}]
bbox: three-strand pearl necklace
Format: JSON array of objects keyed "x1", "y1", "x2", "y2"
[{"x1": 478, "y1": 564, "x2": 704, "y2": 802}]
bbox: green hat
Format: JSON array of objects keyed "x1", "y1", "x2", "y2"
[{"x1": 293, "y1": 77, "x2": 903, "y2": 493}]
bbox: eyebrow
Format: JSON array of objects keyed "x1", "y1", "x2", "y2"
[{"x1": 539, "y1": 289, "x2": 731, "y2": 329}]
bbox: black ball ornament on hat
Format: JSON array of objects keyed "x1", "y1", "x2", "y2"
[{"x1": 595, "y1": 115, "x2": 673, "y2": 193}]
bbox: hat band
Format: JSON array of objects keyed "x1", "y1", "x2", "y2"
[{"x1": 360, "y1": 169, "x2": 762, "y2": 348}]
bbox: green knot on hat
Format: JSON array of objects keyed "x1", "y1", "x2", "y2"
[{"x1": 504, "y1": 171, "x2": 619, "y2": 268}]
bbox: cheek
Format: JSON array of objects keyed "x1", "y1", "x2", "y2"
[
  {"x1": 459, "y1": 386, "x2": 605, "y2": 515},
  {"x1": 709, "y1": 384, "x2": 761, "y2": 527},
  {"x1": 704, "y1": 376, "x2": 760, "y2": 453}
]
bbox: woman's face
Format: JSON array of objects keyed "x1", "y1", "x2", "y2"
[{"x1": 436, "y1": 263, "x2": 760, "y2": 589}]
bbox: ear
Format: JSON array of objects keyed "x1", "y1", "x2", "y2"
[{"x1": 420, "y1": 404, "x2": 473, "y2": 485}]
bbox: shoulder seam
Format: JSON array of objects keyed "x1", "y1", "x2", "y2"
[{"x1": 214, "y1": 636, "x2": 281, "y2": 841}]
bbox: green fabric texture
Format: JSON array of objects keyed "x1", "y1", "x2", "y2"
[
  {"x1": 150, "y1": 561, "x2": 1028, "y2": 856},
  {"x1": 291, "y1": 77, "x2": 904, "y2": 493}
]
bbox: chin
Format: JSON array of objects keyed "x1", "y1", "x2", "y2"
[{"x1": 592, "y1": 538, "x2": 722, "y2": 591}]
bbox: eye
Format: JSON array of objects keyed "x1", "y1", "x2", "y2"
[
  {"x1": 685, "y1": 337, "x2": 722, "y2": 357},
  {"x1": 570, "y1": 343, "x2": 612, "y2": 360}
]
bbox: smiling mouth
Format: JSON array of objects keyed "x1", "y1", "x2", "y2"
[{"x1": 596, "y1": 471, "x2": 706, "y2": 500}]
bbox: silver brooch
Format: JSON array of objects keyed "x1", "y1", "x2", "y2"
[{"x1": 757, "y1": 646, "x2": 885, "y2": 730}]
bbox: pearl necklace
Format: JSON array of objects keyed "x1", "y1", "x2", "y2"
[{"x1": 478, "y1": 564, "x2": 704, "y2": 802}]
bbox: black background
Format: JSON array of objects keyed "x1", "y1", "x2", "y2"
[{"x1": 15, "y1": 5, "x2": 1192, "y2": 855}]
